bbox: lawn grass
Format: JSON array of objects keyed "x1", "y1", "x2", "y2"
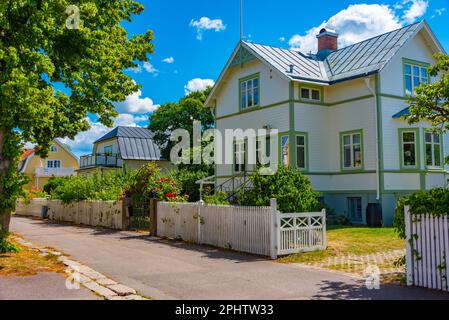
[
  {"x1": 278, "y1": 226, "x2": 405, "y2": 269},
  {"x1": 0, "y1": 238, "x2": 65, "y2": 277}
]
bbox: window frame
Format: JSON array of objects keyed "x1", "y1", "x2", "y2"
[
  {"x1": 403, "y1": 58, "x2": 430, "y2": 96},
  {"x1": 50, "y1": 145, "x2": 58, "y2": 152},
  {"x1": 424, "y1": 129, "x2": 444, "y2": 169},
  {"x1": 347, "y1": 197, "x2": 363, "y2": 222},
  {"x1": 104, "y1": 145, "x2": 113, "y2": 155},
  {"x1": 239, "y1": 73, "x2": 260, "y2": 111},
  {"x1": 280, "y1": 134, "x2": 290, "y2": 167},
  {"x1": 340, "y1": 130, "x2": 364, "y2": 171},
  {"x1": 46, "y1": 160, "x2": 61, "y2": 169},
  {"x1": 295, "y1": 132, "x2": 309, "y2": 171},
  {"x1": 233, "y1": 140, "x2": 246, "y2": 173},
  {"x1": 398, "y1": 128, "x2": 420, "y2": 170},
  {"x1": 299, "y1": 86, "x2": 323, "y2": 103}
]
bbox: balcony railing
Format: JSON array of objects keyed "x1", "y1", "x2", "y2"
[
  {"x1": 35, "y1": 167, "x2": 75, "y2": 177},
  {"x1": 80, "y1": 154, "x2": 123, "y2": 169}
]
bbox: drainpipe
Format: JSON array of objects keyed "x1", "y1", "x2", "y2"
[{"x1": 364, "y1": 76, "x2": 380, "y2": 201}]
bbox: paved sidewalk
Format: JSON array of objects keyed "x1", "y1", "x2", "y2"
[
  {"x1": 10, "y1": 216, "x2": 449, "y2": 300},
  {"x1": 0, "y1": 273, "x2": 99, "y2": 300}
]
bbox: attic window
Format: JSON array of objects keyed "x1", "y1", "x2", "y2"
[
  {"x1": 300, "y1": 87, "x2": 321, "y2": 102},
  {"x1": 240, "y1": 73, "x2": 260, "y2": 110}
]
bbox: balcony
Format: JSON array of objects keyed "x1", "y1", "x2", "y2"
[
  {"x1": 35, "y1": 167, "x2": 75, "y2": 177},
  {"x1": 80, "y1": 154, "x2": 124, "y2": 169}
]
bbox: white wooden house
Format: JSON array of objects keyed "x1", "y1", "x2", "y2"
[{"x1": 205, "y1": 21, "x2": 448, "y2": 226}]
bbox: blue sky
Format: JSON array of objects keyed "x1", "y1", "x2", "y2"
[{"x1": 62, "y1": 0, "x2": 449, "y2": 156}]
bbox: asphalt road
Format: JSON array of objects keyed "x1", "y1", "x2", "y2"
[{"x1": 9, "y1": 216, "x2": 449, "y2": 300}]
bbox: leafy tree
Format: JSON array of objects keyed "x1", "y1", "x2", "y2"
[
  {"x1": 0, "y1": 1, "x2": 154, "y2": 231},
  {"x1": 237, "y1": 166, "x2": 319, "y2": 213},
  {"x1": 148, "y1": 88, "x2": 214, "y2": 162},
  {"x1": 406, "y1": 54, "x2": 449, "y2": 143}
]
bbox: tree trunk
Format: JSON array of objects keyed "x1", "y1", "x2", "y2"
[{"x1": 0, "y1": 130, "x2": 12, "y2": 232}]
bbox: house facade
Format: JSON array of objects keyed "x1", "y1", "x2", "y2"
[
  {"x1": 19, "y1": 139, "x2": 79, "y2": 190},
  {"x1": 206, "y1": 21, "x2": 448, "y2": 226},
  {"x1": 78, "y1": 126, "x2": 172, "y2": 174}
]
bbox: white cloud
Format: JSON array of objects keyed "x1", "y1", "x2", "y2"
[
  {"x1": 431, "y1": 7, "x2": 446, "y2": 18},
  {"x1": 288, "y1": 2, "x2": 428, "y2": 54},
  {"x1": 189, "y1": 17, "x2": 226, "y2": 40},
  {"x1": 61, "y1": 114, "x2": 149, "y2": 156},
  {"x1": 127, "y1": 65, "x2": 142, "y2": 73},
  {"x1": 184, "y1": 78, "x2": 215, "y2": 94},
  {"x1": 143, "y1": 61, "x2": 159, "y2": 76},
  {"x1": 279, "y1": 37, "x2": 286, "y2": 42},
  {"x1": 114, "y1": 89, "x2": 159, "y2": 114},
  {"x1": 402, "y1": 0, "x2": 429, "y2": 24},
  {"x1": 162, "y1": 57, "x2": 174, "y2": 64}
]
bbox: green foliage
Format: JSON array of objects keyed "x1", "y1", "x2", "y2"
[
  {"x1": 126, "y1": 163, "x2": 186, "y2": 202},
  {"x1": 204, "y1": 192, "x2": 230, "y2": 205},
  {"x1": 394, "y1": 188, "x2": 449, "y2": 239},
  {"x1": 148, "y1": 88, "x2": 214, "y2": 160},
  {"x1": 50, "y1": 171, "x2": 133, "y2": 204},
  {"x1": 0, "y1": 227, "x2": 20, "y2": 254},
  {"x1": 406, "y1": 54, "x2": 449, "y2": 139},
  {"x1": 237, "y1": 166, "x2": 319, "y2": 213},
  {"x1": 172, "y1": 168, "x2": 212, "y2": 202},
  {"x1": 0, "y1": 0, "x2": 154, "y2": 220},
  {"x1": 43, "y1": 177, "x2": 70, "y2": 195}
]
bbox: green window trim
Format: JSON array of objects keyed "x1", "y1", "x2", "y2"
[
  {"x1": 298, "y1": 84, "x2": 324, "y2": 103},
  {"x1": 398, "y1": 128, "x2": 421, "y2": 170},
  {"x1": 402, "y1": 58, "x2": 431, "y2": 97},
  {"x1": 340, "y1": 129, "x2": 364, "y2": 172},
  {"x1": 238, "y1": 73, "x2": 260, "y2": 112},
  {"x1": 423, "y1": 129, "x2": 444, "y2": 169},
  {"x1": 295, "y1": 132, "x2": 309, "y2": 172},
  {"x1": 279, "y1": 134, "x2": 290, "y2": 167}
]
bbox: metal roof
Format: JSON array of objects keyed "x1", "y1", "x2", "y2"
[
  {"x1": 239, "y1": 22, "x2": 423, "y2": 84},
  {"x1": 96, "y1": 126, "x2": 164, "y2": 161}
]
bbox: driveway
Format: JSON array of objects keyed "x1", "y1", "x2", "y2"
[{"x1": 10, "y1": 216, "x2": 449, "y2": 300}]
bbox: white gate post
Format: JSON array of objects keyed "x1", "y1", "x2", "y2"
[
  {"x1": 198, "y1": 200, "x2": 204, "y2": 244},
  {"x1": 404, "y1": 205, "x2": 414, "y2": 286},
  {"x1": 270, "y1": 198, "x2": 278, "y2": 260},
  {"x1": 322, "y1": 209, "x2": 327, "y2": 249}
]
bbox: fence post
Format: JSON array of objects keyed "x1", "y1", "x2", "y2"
[
  {"x1": 270, "y1": 198, "x2": 278, "y2": 260},
  {"x1": 149, "y1": 198, "x2": 158, "y2": 236},
  {"x1": 121, "y1": 198, "x2": 131, "y2": 231},
  {"x1": 404, "y1": 205, "x2": 414, "y2": 286},
  {"x1": 322, "y1": 209, "x2": 327, "y2": 249},
  {"x1": 198, "y1": 200, "x2": 204, "y2": 244}
]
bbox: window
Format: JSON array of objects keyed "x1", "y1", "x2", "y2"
[
  {"x1": 281, "y1": 135, "x2": 289, "y2": 166},
  {"x1": 50, "y1": 145, "x2": 58, "y2": 152},
  {"x1": 347, "y1": 197, "x2": 362, "y2": 222},
  {"x1": 296, "y1": 134, "x2": 307, "y2": 170},
  {"x1": 234, "y1": 141, "x2": 246, "y2": 172},
  {"x1": 404, "y1": 60, "x2": 429, "y2": 95},
  {"x1": 425, "y1": 132, "x2": 442, "y2": 167},
  {"x1": 399, "y1": 130, "x2": 418, "y2": 168},
  {"x1": 240, "y1": 75, "x2": 259, "y2": 110},
  {"x1": 104, "y1": 146, "x2": 113, "y2": 155},
  {"x1": 300, "y1": 87, "x2": 321, "y2": 102},
  {"x1": 46, "y1": 160, "x2": 61, "y2": 168},
  {"x1": 341, "y1": 131, "x2": 363, "y2": 170}
]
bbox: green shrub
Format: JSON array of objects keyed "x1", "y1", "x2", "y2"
[
  {"x1": 204, "y1": 192, "x2": 230, "y2": 205},
  {"x1": 237, "y1": 166, "x2": 319, "y2": 213},
  {"x1": 394, "y1": 188, "x2": 449, "y2": 239},
  {"x1": 50, "y1": 170, "x2": 133, "y2": 203},
  {"x1": 43, "y1": 177, "x2": 70, "y2": 195},
  {"x1": 0, "y1": 227, "x2": 20, "y2": 254},
  {"x1": 172, "y1": 168, "x2": 211, "y2": 202}
]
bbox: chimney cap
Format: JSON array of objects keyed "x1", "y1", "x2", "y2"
[{"x1": 317, "y1": 28, "x2": 338, "y2": 38}]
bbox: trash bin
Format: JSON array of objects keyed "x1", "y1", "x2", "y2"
[
  {"x1": 41, "y1": 205, "x2": 49, "y2": 219},
  {"x1": 366, "y1": 203, "x2": 383, "y2": 227}
]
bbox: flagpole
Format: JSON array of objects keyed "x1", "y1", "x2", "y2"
[{"x1": 240, "y1": 0, "x2": 243, "y2": 41}]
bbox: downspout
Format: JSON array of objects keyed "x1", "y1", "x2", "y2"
[{"x1": 364, "y1": 76, "x2": 381, "y2": 201}]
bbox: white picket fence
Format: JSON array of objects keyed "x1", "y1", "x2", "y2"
[
  {"x1": 404, "y1": 206, "x2": 449, "y2": 291},
  {"x1": 157, "y1": 199, "x2": 326, "y2": 258}
]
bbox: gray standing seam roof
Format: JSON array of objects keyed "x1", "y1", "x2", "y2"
[
  {"x1": 241, "y1": 22, "x2": 422, "y2": 84},
  {"x1": 95, "y1": 126, "x2": 164, "y2": 161}
]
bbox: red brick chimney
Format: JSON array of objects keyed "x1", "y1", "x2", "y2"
[{"x1": 317, "y1": 28, "x2": 338, "y2": 53}]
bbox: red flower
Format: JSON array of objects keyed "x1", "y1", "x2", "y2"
[{"x1": 165, "y1": 192, "x2": 175, "y2": 198}]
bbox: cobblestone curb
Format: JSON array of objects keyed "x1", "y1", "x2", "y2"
[{"x1": 12, "y1": 235, "x2": 149, "y2": 300}]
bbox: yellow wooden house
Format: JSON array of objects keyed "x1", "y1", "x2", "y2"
[{"x1": 19, "y1": 139, "x2": 79, "y2": 191}]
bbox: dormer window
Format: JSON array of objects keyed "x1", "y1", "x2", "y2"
[
  {"x1": 403, "y1": 59, "x2": 430, "y2": 96},
  {"x1": 239, "y1": 73, "x2": 260, "y2": 110},
  {"x1": 300, "y1": 87, "x2": 321, "y2": 102}
]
